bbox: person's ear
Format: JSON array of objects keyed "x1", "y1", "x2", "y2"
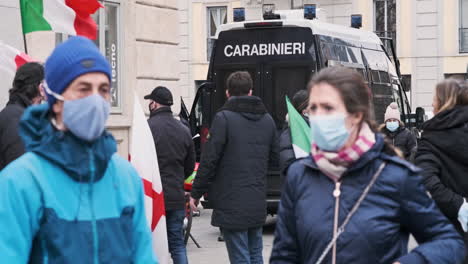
[
  {"x1": 52, "y1": 100, "x2": 64, "y2": 116},
  {"x1": 351, "y1": 112, "x2": 364, "y2": 126}
]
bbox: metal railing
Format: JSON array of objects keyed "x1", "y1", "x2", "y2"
[{"x1": 460, "y1": 28, "x2": 468, "y2": 53}]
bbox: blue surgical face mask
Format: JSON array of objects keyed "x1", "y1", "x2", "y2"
[
  {"x1": 44, "y1": 84, "x2": 110, "y2": 141},
  {"x1": 386, "y1": 121, "x2": 399, "y2": 132},
  {"x1": 309, "y1": 114, "x2": 350, "y2": 152}
]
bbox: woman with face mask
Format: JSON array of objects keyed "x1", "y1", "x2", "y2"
[
  {"x1": 415, "y1": 79, "x2": 468, "y2": 263},
  {"x1": 270, "y1": 67, "x2": 464, "y2": 264},
  {"x1": 381, "y1": 102, "x2": 417, "y2": 161}
]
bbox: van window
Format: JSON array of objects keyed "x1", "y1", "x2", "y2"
[
  {"x1": 321, "y1": 42, "x2": 352, "y2": 64},
  {"x1": 362, "y1": 49, "x2": 389, "y2": 72},
  {"x1": 347, "y1": 47, "x2": 364, "y2": 64}
]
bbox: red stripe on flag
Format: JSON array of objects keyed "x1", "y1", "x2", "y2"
[
  {"x1": 65, "y1": 0, "x2": 103, "y2": 14},
  {"x1": 14, "y1": 53, "x2": 34, "y2": 70},
  {"x1": 142, "y1": 178, "x2": 165, "y2": 231},
  {"x1": 65, "y1": 0, "x2": 101, "y2": 40},
  {"x1": 74, "y1": 15, "x2": 98, "y2": 40}
]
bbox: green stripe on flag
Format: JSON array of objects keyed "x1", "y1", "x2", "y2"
[
  {"x1": 20, "y1": 0, "x2": 52, "y2": 34},
  {"x1": 286, "y1": 96, "x2": 311, "y2": 158}
]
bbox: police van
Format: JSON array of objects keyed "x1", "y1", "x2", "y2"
[{"x1": 182, "y1": 6, "x2": 415, "y2": 215}]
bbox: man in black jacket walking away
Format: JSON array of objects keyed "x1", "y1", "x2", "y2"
[
  {"x1": 0, "y1": 62, "x2": 44, "y2": 170},
  {"x1": 190, "y1": 71, "x2": 278, "y2": 264},
  {"x1": 145, "y1": 86, "x2": 195, "y2": 264}
]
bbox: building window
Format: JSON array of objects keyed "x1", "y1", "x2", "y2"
[
  {"x1": 460, "y1": 0, "x2": 468, "y2": 53},
  {"x1": 401, "y1": 74, "x2": 411, "y2": 92},
  {"x1": 374, "y1": 0, "x2": 396, "y2": 52},
  {"x1": 57, "y1": 0, "x2": 121, "y2": 109},
  {"x1": 207, "y1": 6, "x2": 227, "y2": 61},
  {"x1": 444, "y1": 73, "x2": 466, "y2": 80},
  {"x1": 95, "y1": 1, "x2": 121, "y2": 108}
]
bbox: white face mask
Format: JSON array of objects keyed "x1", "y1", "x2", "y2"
[
  {"x1": 309, "y1": 114, "x2": 351, "y2": 152},
  {"x1": 386, "y1": 121, "x2": 399, "y2": 132}
]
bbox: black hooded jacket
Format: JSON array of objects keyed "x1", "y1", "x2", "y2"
[
  {"x1": 415, "y1": 106, "x2": 468, "y2": 231},
  {"x1": 382, "y1": 126, "x2": 417, "y2": 161},
  {"x1": 0, "y1": 94, "x2": 31, "y2": 170},
  {"x1": 148, "y1": 107, "x2": 195, "y2": 211},
  {"x1": 191, "y1": 96, "x2": 278, "y2": 229}
]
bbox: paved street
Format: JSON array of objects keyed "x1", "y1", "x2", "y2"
[
  {"x1": 186, "y1": 208, "x2": 276, "y2": 263},
  {"x1": 186, "y1": 208, "x2": 418, "y2": 264}
]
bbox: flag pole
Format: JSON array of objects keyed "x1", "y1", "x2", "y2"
[
  {"x1": 22, "y1": 35, "x2": 28, "y2": 54},
  {"x1": 19, "y1": 0, "x2": 28, "y2": 54}
]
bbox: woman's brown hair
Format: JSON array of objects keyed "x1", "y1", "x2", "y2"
[
  {"x1": 307, "y1": 66, "x2": 376, "y2": 131},
  {"x1": 307, "y1": 66, "x2": 402, "y2": 157},
  {"x1": 434, "y1": 79, "x2": 468, "y2": 113}
]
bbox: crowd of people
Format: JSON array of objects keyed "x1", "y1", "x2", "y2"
[{"x1": 1, "y1": 36, "x2": 468, "y2": 264}]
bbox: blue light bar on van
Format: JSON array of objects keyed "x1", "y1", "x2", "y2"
[
  {"x1": 263, "y1": 4, "x2": 280, "y2": 20},
  {"x1": 233, "y1": 8, "x2": 245, "y2": 22},
  {"x1": 304, "y1": 4, "x2": 316, "y2": 20},
  {"x1": 244, "y1": 21, "x2": 283, "y2": 28},
  {"x1": 351, "y1": 14, "x2": 362, "y2": 29}
]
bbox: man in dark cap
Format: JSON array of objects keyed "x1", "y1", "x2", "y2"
[
  {"x1": 145, "y1": 86, "x2": 195, "y2": 264},
  {"x1": 0, "y1": 62, "x2": 44, "y2": 170}
]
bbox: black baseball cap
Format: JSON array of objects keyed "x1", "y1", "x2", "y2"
[{"x1": 144, "y1": 86, "x2": 173, "y2": 106}]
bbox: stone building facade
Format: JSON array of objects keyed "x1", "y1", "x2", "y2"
[{"x1": 0, "y1": 0, "x2": 191, "y2": 157}]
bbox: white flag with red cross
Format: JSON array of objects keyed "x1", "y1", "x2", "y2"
[
  {"x1": 0, "y1": 42, "x2": 34, "y2": 76},
  {"x1": 130, "y1": 93, "x2": 169, "y2": 264}
]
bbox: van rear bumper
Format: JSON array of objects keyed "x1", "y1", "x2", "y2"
[
  {"x1": 201, "y1": 197, "x2": 281, "y2": 215},
  {"x1": 267, "y1": 197, "x2": 280, "y2": 215}
]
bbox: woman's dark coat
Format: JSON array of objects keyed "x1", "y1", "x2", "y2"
[{"x1": 271, "y1": 134, "x2": 464, "y2": 264}]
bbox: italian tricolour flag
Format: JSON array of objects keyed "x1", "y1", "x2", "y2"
[
  {"x1": 286, "y1": 96, "x2": 311, "y2": 158},
  {"x1": 20, "y1": 0, "x2": 102, "y2": 40}
]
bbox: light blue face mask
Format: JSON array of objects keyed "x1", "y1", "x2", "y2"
[
  {"x1": 44, "y1": 84, "x2": 110, "y2": 141},
  {"x1": 386, "y1": 121, "x2": 399, "y2": 132},
  {"x1": 309, "y1": 114, "x2": 350, "y2": 152}
]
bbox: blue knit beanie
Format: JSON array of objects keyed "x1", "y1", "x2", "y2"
[{"x1": 45, "y1": 36, "x2": 111, "y2": 107}]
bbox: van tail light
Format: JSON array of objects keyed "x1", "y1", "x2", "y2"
[{"x1": 201, "y1": 127, "x2": 209, "y2": 145}]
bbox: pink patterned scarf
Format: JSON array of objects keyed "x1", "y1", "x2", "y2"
[{"x1": 311, "y1": 123, "x2": 376, "y2": 182}]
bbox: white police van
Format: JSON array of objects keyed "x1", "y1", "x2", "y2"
[{"x1": 182, "y1": 6, "x2": 416, "y2": 214}]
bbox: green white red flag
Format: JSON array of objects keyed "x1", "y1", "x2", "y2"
[
  {"x1": 286, "y1": 96, "x2": 311, "y2": 158},
  {"x1": 0, "y1": 42, "x2": 35, "y2": 76},
  {"x1": 20, "y1": 0, "x2": 102, "y2": 40}
]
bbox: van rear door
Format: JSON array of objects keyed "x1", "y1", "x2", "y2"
[{"x1": 208, "y1": 26, "x2": 317, "y2": 213}]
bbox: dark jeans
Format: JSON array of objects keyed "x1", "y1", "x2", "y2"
[
  {"x1": 166, "y1": 209, "x2": 188, "y2": 264},
  {"x1": 222, "y1": 227, "x2": 263, "y2": 264}
]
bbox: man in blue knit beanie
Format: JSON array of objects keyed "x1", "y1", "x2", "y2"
[{"x1": 0, "y1": 37, "x2": 158, "y2": 264}]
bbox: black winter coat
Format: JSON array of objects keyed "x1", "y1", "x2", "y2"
[
  {"x1": 148, "y1": 107, "x2": 195, "y2": 211},
  {"x1": 191, "y1": 96, "x2": 278, "y2": 230},
  {"x1": 0, "y1": 94, "x2": 30, "y2": 170},
  {"x1": 271, "y1": 134, "x2": 465, "y2": 264},
  {"x1": 382, "y1": 126, "x2": 417, "y2": 161},
  {"x1": 415, "y1": 106, "x2": 468, "y2": 233}
]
